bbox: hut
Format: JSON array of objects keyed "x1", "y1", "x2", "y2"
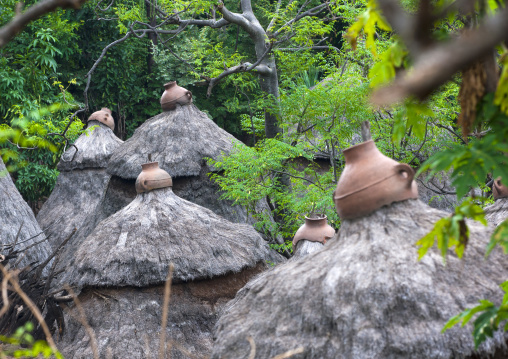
[
  {"x1": 0, "y1": 157, "x2": 52, "y2": 269},
  {"x1": 106, "y1": 84, "x2": 275, "y2": 233},
  {"x1": 212, "y1": 141, "x2": 508, "y2": 359},
  {"x1": 485, "y1": 177, "x2": 508, "y2": 227},
  {"x1": 56, "y1": 162, "x2": 284, "y2": 359},
  {"x1": 36, "y1": 108, "x2": 124, "y2": 250}
]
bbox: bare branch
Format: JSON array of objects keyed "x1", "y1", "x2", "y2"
[
  {"x1": 371, "y1": 7, "x2": 508, "y2": 106},
  {"x1": 0, "y1": 0, "x2": 87, "y2": 48},
  {"x1": 217, "y1": 3, "x2": 250, "y2": 29}
]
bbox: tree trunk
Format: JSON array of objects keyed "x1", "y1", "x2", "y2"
[
  {"x1": 145, "y1": 0, "x2": 157, "y2": 74},
  {"x1": 259, "y1": 62, "x2": 281, "y2": 139}
]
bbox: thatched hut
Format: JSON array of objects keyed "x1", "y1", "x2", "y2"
[
  {"x1": 0, "y1": 157, "x2": 52, "y2": 269},
  {"x1": 212, "y1": 141, "x2": 508, "y2": 359},
  {"x1": 485, "y1": 177, "x2": 508, "y2": 227},
  {"x1": 56, "y1": 162, "x2": 284, "y2": 359},
  {"x1": 106, "y1": 101, "x2": 273, "y2": 228},
  {"x1": 36, "y1": 110, "x2": 123, "y2": 250}
]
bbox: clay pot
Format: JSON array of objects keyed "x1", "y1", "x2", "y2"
[
  {"x1": 135, "y1": 162, "x2": 173, "y2": 193},
  {"x1": 292, "y1": 215, "x2": 335, "y2": 247},
  {"x1": 88, "y1": 107, "x2": 115, "y2": 131},
  {"x1": 493, "y1": 177, "x2": 508, "y2": 200},
  {"x1": 160, "y1": 82, "x2": 192, "y2": 111},
  {"x1": 333, "y1": 140, "x2": 418, "y2": 219}
]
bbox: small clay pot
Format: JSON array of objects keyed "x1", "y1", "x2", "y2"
[
  {"x1": 88, "y1": 107, "x2": 115, "y2": 131},
  {"x1": 493, "y1": 177, "x2": 508, "y2": 200},
  {"x1": 135, "y1": 162, "x2": 173, "y2": 193},
  {"x1": 160, "y1": 82, "x2": 192, "y2": 111},
  {"x1": 292, "y1": 215, "x2": 335, "y2": 247},
  {"x1": 333, "y1": 140, "x2": 418, "y2": 219}
]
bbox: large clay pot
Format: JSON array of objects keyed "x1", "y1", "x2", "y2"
[
  {"x1": 88, "y1": 107, "x2": 115, "y2": 130},
  {"x1": 135, "y1": 162, "x2": 173, "y2": 193},
  {"x1": 333, "y1": 140, "x2": 418, "y2": 219},
  {"x1": 160, "y1": 82, "x2": 192, "y2": 111},
  {"x1": 293, "y1": 215, "x2": 335, "y2": 247},
  {"x1": 493, "y1": 177, "x2": 508, "y2": 200}
]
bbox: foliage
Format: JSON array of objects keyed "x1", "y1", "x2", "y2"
[
  {"x1": 416, "y1": 197, "x2": 487, "y2": 262},
  {"x1": 443, "y1": 281, "x2": 508, "y2": 349},
  {"x1": 0, "y1": 322, "x2": 63, "y2": 359}
]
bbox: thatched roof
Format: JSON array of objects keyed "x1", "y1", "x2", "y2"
[
  {"x1": 292, "y1": 239, "x2": 325, "y2": 260},
  {"x1": 0, "y1": 158, "x2": 52, "y2": 269},
  {"x1": 107, "y1": 104, "x2": 238, "y2": 179},
  {"x1": 57, "y1": 121, "x2": 123, "y2": 171},
  {"x1": 57, "y1": 265, "x2": 264, "y2": 359},
  {"x1": 58, "y1": 186, "x2": 284, "y2": 288},
  {"x1": 37, "y1": 123, "x2": 123, "y2": 250},
  {"x1": 485, "y1": 198, "x2": 508, "y2": 227},
  {"x1": 212, "y1": 199, "x2": 508, "y2": 359}
]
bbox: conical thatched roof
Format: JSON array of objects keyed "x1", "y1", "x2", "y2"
[
  {"x1": 57, "y1": 121, "x2": 123, "y2": 171},
  {"x1": 212, "y1": 199, "x2": 508, "y2": 359},
  {"x1": 107, "y1": 104, "x2": 237, "y2": 179},
  {"x1": 292, "y1": 239, "x2": 325, "y2": 260},
  {"x1": 0, "y1": 158, "x2": 52, "y2": 269},
  {"x1": 58, "y1": 186, "x2": 284, "y2": 288},
  {"x1": 485, "y1": 198, "x2": 508, "y2": 227},
  {"x1": 37, "y1": 122, "x2": 123, "y2": 250}
]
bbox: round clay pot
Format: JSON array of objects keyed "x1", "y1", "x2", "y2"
[
  {"x1": 160, "y1": 82, "x2": 193, "y2": 111},
  {"x1": 292, "y1": 215, "x2": 335, "y2": 247},
  {"x1": 333, "y1": 140, "x2": 418, "y2": 219},
  {"x1": 88, "y1": 107, "x2": 115, "y2": 130},
  {"x1": 493, "y1": 177, "x2": 508, "y2": 200},
  {"x1": 135, "y1": 162, "x2": 173, "y2": 193}
]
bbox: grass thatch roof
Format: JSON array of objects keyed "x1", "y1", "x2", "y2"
[
  {"x1": 0, "y1": 158, "x2": 52, "y2": 269},
  {"x1": 107, "y1": 104, "x2": 237, "y2": 179},
  {"x1": 212, "y1": 199, "x2": 508, "y2": 359},
  {"x1": 57, "y1": 121, "x2": 123, "y2": 171},
  {"x1": 485, "y1": 199, "x2": 508, "y2": 227},
  {"x1": 292, "y1": 239, "x2": 325, "y2": 260},
  {"x1": 58, "y1": 187, "x2": 284, "y2": 288}
]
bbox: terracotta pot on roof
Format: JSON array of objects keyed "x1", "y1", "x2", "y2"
[
  {"x1": 333, "y1": 140, "x2": 418, "y2": 219},
  {"x1": 135, "y1": 162, "x2": 173, "y2": 193},
  {"x1": 88, "y1": 107, "x2": 115, "y2": 131},
  {"x1": 160, "y1": 81, "x2": 193, "y2": 111},
  {"x1": 292, "y1": 215, "x2": 335, "y2": 247},
  {"x1": 493, "y1": 177, "x2": 508, "y2": 200}
]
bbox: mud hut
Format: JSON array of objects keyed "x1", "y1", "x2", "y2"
[
  {"x1": 485, "y1": 177, "x2": 508, "y2": 227},
  {"x1": 106, "y1": 86, "x2": 273, "y2": 230},
  {"x1": 212, "y1": 141, "x2": 508, "y2": 359},
  {"x1": 56, "y1": 162, "x2": 284, "y2": 359},
  {"x1": 36, "y1": 108, "x2": 124, "y2": 250},
  {"x1": 0, "y1": 158, "x2": 52, "y2": 269}
]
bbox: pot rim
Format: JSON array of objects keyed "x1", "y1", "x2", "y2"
[{"x1": 342, "y1": 139, "x2": 375, "y2": 155}]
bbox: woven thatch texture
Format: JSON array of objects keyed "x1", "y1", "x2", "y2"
[
  {"x1": 58, "y1": 265, "x2": 263, "y2": 359},
  {"x1": 107, "y1": 104, "x2": 237, "y2": 179},
  {"x1": 292, "y1": 239, "x2": 324, "y2": 260},
  {"x1": 212, "y1": 199, "x2": 508, "y2": 359},
  {"x1": 36, "y1": 169, "x2": 110, "y2": 250},
  {"x1": 58, "y1": 187, "x2": 284, "y2": 288},
  {"x1": 57, "y1": 121, "x2": 123, "y2": 171},
  {"x1": 0, "y1": 159, "x2": 52, "y2": 269},
  {"x1": 485, "y1": 199, "x2": 508, "y2": 227}
]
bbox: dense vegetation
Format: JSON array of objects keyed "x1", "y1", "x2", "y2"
[{"x1": 2, "y1": 0, "x2": 508, "y2": 349}]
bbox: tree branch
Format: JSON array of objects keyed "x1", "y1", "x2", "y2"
[{"x1": 0, "y1": 0, "x2": 87, "y2": 48}]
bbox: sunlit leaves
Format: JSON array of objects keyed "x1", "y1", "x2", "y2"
[
  {"x1": 369, "y1": 38, "x2": 407, "y2": 87},
  {"x1": 416, "y1": 198, "x2": 487, "y2": 262},
  {"x1": 345, "y1": 0, "x2": 391, "y2": 56},
  {"x1": 443, "y1": 281, "x2": 508, "y2": 348},
  {"x1": 392, "y1": 99, "x2": 434, "y2": 143},
  {"x1": 494, "y1": 51, "x2": 508, "y2": 116}
]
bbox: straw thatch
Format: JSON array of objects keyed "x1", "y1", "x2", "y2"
[
  {"x1": 36, "y1": 122, "x2": 123, "y2": 250},
  {"x1": 58, "y1": 266, "x2": 263, "y2": 359},
  {"x1": 212, "y1": 199, "x2": 508, "y2": 359},
  {"x1": 485, "y1": 199, "x2": 508, "y2": 227},
  {"x1": 107, "y1": 104, "x2": 236, "y2": 179},
  {"x1": 0, "y1": 158, "x2": 52, "y2": 269},
  {"x1": 58, "y1": 186, "x2": 284, "y2": 288},
  {"x1": 291, "y1": 239, "x2": 325, "y2": 260},
  {"x1": 57, "y1": 121, "x2": 123, "y2": 171}
]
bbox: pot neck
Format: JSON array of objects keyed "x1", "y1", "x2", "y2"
[
  {"x1": 164, "y1": 81, "x2": 176, "y2": 90},
  {"x1": 305, "y1": 216, "x2": 327, "y2": 227},
  {"x1": 343, "y1": 140, "x2": 378, "y2": 164}
]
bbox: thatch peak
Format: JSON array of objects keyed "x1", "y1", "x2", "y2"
[
  {"x1": 57, "y1": 121, "x2": 123, "y2": 171},
  {"x1": 107, "y1": 104, "x2": 238, "y2": 179},
  {"x1": 58, "y1": 186, "x2": 284, "y2": 288},
  {"x1": 212, "y1": 199, "x2": 508, "y2": 359}
]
